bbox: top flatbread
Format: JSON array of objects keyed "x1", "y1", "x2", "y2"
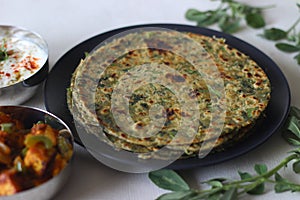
[{"x1": 68, "y1": 30, "x2": 271, "y2": 155}]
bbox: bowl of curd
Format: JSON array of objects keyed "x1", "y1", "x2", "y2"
[{"x1": 0, "y1": 25, "x2": 48, "y2": 105}]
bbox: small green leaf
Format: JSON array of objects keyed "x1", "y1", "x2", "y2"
[
  {"x1": 247, "y1": 183, "x2": 265, "y2": 195},
  {"x1": 275, "y1": 182, "x2": 292, "y2": 193},
  {"x1": 156, "y1": 191, "x2": 196, "y2": 200},
  {"x1": 275, "y1": 173, "x2": 287, "y2": 182},
  {"x1": 262, "y1": 28, "x2": 287, "y2": 41},
  {"x1": 287, "y1": 138, "x2": 300, "y2": 146},
  {"x1": 294, "y1": 53, "x2": 300, "y2": 65},
  {"x1": 274, "y1": 173, "x2": 300, "y2": 193},
  {"x1": 275, "y1": 43, "x2": 300, "y2": 52},
  {"x1": 254, "y1": 164, "x2": 268, "y2": 175},
  {"x1": 287, "y1": 116, "x2": 300, "y2": 138},
  {"x1": 289, "y1": 149, "x2": 300, "y2": 155},
  {"x1": 219, "y1": 16, "x2": 241, "y2": 34},
  {"x1": 293, "y1": 160, "x2": 300, "y2": 173},
  {"x1": 186, "y1": 8, "x2": 227, "y2": 27},
  {"x1": 230, "y1": 2, "x2": 244, "y2": 16},
  {"x1": 197, "y1": 13, "x2": 220, "y2": 27},
  {"x1": 245, "y1": 13, "x2": 266, "y2": 28},
  {"x1": 185, "y1": 9, "x2": 208, "y2": 22},
  {"x1": 220, "y1": 187, "x2": 238, "y2": 200},
  {"x1": 203, "y1": 10, "x2": 227, "y2": 27},
  {"x1": 238, "y1": 171, "x2": 252, "y2": 180},
  {"x1": 290, "y1": 184, "x2": 300, "y2": 192},
  {"x1": 290, "y1": 106, "x2": 300, "y2": 118},
  {"x1": 282, "y1": 107, "x2": 300, "y2": 143},
  {"x1": 149, "y1": 169, "x2": 190, "y2": 191}
]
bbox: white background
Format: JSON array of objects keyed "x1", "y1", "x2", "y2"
[{"x1": 1, "y1": 0, "x2": 300, "y2": 199}]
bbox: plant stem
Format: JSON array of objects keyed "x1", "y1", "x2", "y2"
[
  {"x1": 231, "y1": 153, "x2": 299, "y2": 185},
  {"x1": 257, "y1": 5, "x2": 276, "y2": 10},
  {"x1": 287, "y1": 17, "x2": 300, "y2": 34},
  {"x1": 192, "y1": 153, "x2": 300, "y2": 197}
]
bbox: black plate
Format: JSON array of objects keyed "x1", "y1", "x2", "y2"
[{"x1": 44, "y1": 24, "x2": 290, "y2": 169}]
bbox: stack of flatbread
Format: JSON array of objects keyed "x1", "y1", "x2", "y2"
[{"x1": 67, "y1": 30, "x2": 271, "y2": 160}]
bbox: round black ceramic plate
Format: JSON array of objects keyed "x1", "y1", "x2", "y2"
[{"x1": 44, "y1": 24, "x2": 290, "y2": 169}]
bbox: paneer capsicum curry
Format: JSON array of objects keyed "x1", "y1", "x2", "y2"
[{"x1": 0, "y1": 111, "x2": 73, "y2": 196}]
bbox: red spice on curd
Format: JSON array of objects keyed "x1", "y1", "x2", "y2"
[{"x1": 0, "y1": 37, "x2": 47, "y2": 88}]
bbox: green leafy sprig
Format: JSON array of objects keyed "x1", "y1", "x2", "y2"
[
  {"x1": 149, "y1": 107, "x2": 300, "y2": 200},
  {"x1": 261, "y1": 4, "x2": 300, "y2": 64},
  {"x1": 0, "y1": 39, "x2": 8, "y2": 62},
  {"x1": 185, "y1": 1, "x2": 300, "y2": 66},
  {"x1": 185, "y1": 0, "x2": 272, "y2": 34}
]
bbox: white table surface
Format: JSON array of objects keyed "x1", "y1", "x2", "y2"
[{"x1": 2, "y1": 0, "x2": 300, "y2": 199}]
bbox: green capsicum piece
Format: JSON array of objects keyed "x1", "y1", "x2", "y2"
[
  {"x1": 25, "y1": 135, "x2": 53, "y2": 149},
  {"x1": 0, "y1": 123, "x2": 13, "y2": 133}
]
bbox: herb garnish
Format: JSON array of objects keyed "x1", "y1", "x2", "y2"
[
  {"x1": 185, "y1": 1, "x2": 300, "y2": 66},
  {"x1": 185, "y1": 0, "x2": 300, "y2": 65},
  {"x1": 185, "y1": 0, "x2": 272, "y2": 34},
  {"x1": 261, "y1": 4, "x2": 300, "y2": 64},
  {"x1": 149, "y1": 106, "x2": 300, "y2": 199},
  {"x1": 0, "y1": 39, "x2": 8, "y2": 62}
]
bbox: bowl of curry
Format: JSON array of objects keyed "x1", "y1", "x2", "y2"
[{"x1": 0, "y1": 106, "x2": 74, "y2": 200}]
